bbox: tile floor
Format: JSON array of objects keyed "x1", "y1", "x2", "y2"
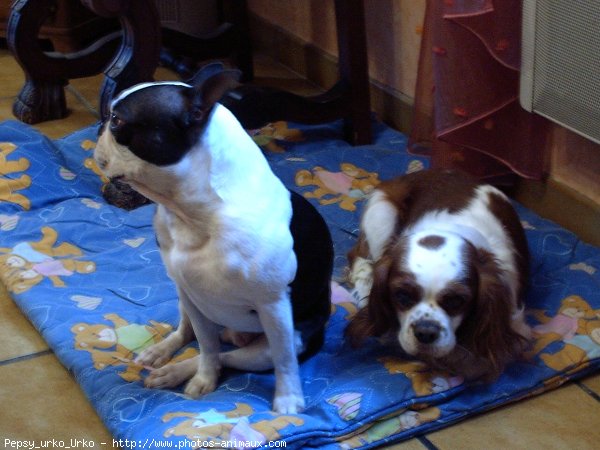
[{"x1": 1, "y1": 46, "x2": 600, "y2": 449}]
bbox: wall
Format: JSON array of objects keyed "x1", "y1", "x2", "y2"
[{"x1": 247, "y1": 0, "x2": 425, "y2": 100}]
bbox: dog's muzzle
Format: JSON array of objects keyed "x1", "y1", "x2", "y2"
[{"x1": 412, "y1": 319, "x2": 442, "y2": 345}]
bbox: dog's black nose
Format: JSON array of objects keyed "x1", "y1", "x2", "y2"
[{"x1": 413, "y1": 320, "x2": 441, "y2": 344}]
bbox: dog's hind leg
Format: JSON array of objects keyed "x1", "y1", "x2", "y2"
[
  {"x1": 219, "y1": 331, "x2": 303, "y2": 372},
  {"x1": 220, "y1": 329, "x2": 262, "y2": 348},
  {"x1": 219, "y1": 334, "x2": 272, "y2": 371},
  {"x1": 136, "y1": 303, "x2": 194, "y2": 368}
]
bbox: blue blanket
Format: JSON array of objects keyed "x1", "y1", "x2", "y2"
[{"x1": 1, "y1": 118, "x2": 599, "y2": 449}]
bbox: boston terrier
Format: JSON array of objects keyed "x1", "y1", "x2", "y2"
[{"x1": 94, "y1": 71, "x2": 333, "y2": 413}]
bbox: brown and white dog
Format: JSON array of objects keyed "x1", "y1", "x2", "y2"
[
  {"x1": 93, "y1": 73, "x2": 333, "y2": 413},
  {"x1": 345, "y1": 169, "x2": 531, "y2": 380}
]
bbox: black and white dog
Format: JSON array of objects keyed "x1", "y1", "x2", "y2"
[{"x1": 94, "y1": 72, "x2": 333, "y2": 413}]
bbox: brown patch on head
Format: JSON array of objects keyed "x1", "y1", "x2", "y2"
[{"x1": 418, "y1": 234, "x2": 446, "y2": 250}]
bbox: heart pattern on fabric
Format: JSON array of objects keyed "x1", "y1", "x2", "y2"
[
  {"x1": 124, "y1": 238, "x2": 146, "y2": 248},
  {"x1": 71, "y1": 294, "x2": 102, "y2": 310}
]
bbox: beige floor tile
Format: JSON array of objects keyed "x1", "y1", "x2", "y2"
[
  {"x1": 0, "y1": 284, "x2": 48, "y2": 361},
  {"x1": 0, "y1": 88, "x2": 97, "y2": 138},
  {"x1": 383, "y1": 438, "x2": 428, "y2": 449},
  {"x1": 0, "y1": 95, "x2": 17, "y2": 122},
  {"x1": 0, "y1": 353, "x2": 113, "y2": 444},
  {"x1": 1, "y1": 49, "x2": 96, "y2": 137},
  {"x1": 31, "y1": 88, "x2": 99, "y2": 139},
  {"x1": 68, "y1": 74, "x2": 106, "y2": 113},
  {"x1": 581, "y1": 373, "x2": 600, "y2": 395},
  {"x1": 0, "y1": 51, "x2": 25, "y2": 97},
  {"x1": 427, "y1": 384, "x2": 600, "y2": 450}
]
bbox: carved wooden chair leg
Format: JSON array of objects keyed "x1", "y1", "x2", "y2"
[
  {"x1": 7, "y1": 0, "x2": 119, "y2": 124},
  {"x1": 221, "y1": 0, "x2": 253, "y2": 81},
  {"x1": 81, "y1": 0, "x2": 162, "y2": 120},
  {"x1": 8, "y1": 0, "x2": 68, "y2": 124}
]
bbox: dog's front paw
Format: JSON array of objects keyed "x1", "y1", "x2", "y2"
[
  {"x1": 273, "y1": 394, "x2": 305, "y2": 415},
  {"x1": 184, "y1": 369, "x2": 219, "y2": 398},
  {"x1": 144, "y1": 357, "x2": 198, "y2": 389},
  {"x1": 136, "y1": 341, "x2": 178, "y2": 368}
]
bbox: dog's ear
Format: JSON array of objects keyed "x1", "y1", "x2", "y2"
[
  {"x1": 185, "y1": 69, "x2": 243, "y2": 126},
  {"x1": 186, "y1": 62, "x2": 226, "y2": 87},
  {"x1": 460, "y1": 249, "x2": 527, "y2": 379},
  {"x1": 345, "y1": 254, "x2": 397, "y2": 346},
  {"x1": 368, "y1": 253, "x2": 399, "y2": 335},
  {"x1": 344, "y1": 307, "x2": 372, "y2": 347}
]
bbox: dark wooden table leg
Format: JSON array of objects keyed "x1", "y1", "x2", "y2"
[
  {"x1": 82, "y1": 0, "x2": 162, "y2": 120},
  {"x1": 222, "y1": 0, "x2": 372, "y2": 145},
  {"x1": 7, "y1": 0, "x2": 119, "y2": 124},
  {"x1": 221, "y1": 0, "x2": 253, "y2": 81},
  {"x1": 226, "y1": 0, "x2": 373, "y2": 144},
  {"x1": 335, "y1": 0, "x2": 372, "y2": 145}
]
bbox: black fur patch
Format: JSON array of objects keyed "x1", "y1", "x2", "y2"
[
  {"x1": 288, "y1": 190, "x2": 333, "y2": 360},
  {"x1": 110, "y1": 85, "x2": 202, "y2": 166}
]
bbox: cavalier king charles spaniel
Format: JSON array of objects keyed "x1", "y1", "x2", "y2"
[{"x1": 346, "y1": 169, "x2": 531, "y2": 380}]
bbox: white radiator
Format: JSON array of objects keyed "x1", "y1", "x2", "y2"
[{"x1": 520, "y1": 0, "x2": 600, "y2": 145}]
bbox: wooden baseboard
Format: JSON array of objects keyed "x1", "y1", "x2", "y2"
[
  {"x1": 248, "y1": 13, "x2": 414, "y2": 134},
  {"x1": 515, "y1": 178, "x2": 600, "y2": 247}
]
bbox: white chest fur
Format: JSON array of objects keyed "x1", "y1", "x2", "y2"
[
  {"x1": 156, "y1": 207, "x2": 296, "y2": 332},
  {"x1": 150, "y1": 105, "x2": 298, "y2": 332}
]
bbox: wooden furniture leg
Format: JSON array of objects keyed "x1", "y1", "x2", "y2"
[
  {"x1": 335, "y1": 0, "x2": 372, "y2": 145},
  {"x1": 81, "y1": 0, "x2": 161, "y2": 120},
  {"x1": 222, "y1": 0, "x2": 372, "y2": 145},
  {"x1": 7, "y1": 0, "x2": 120, "y2": 124}
]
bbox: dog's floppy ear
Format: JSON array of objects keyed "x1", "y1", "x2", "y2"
[
  {"x1": 346, "y1": 253, "x2": 397, "y2": 346},
  {"x1": 460, "y1": 249, "x2": 527, "y2": 379},
  {"x1": 185, "y1": 68, "x2": 243, "y2": 126},
  {"x1": 368, "y1": 253, "x2": 399, "y2": 336}
]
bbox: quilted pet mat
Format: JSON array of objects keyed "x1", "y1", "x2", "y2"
[{"x1": 1, "y1": 118, "x2": 600, "y2": 449}]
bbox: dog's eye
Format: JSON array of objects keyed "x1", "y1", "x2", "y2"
[
  {"x1": 110, "y1": 113, "x2": 125, "y2": 130},
  {"x1": 440, "y1": 294, "x2": 467, "y2": 315},
  {"x1": 392, "y1": 289, "x2": 418, "y2": 309}
]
